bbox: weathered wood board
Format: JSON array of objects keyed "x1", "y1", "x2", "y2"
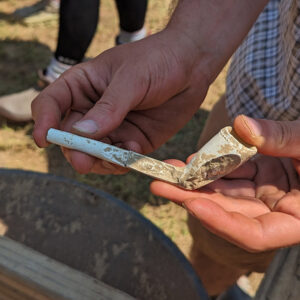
[{"x1": 0, "y1": 236, "x2": 134, "y2": 300}]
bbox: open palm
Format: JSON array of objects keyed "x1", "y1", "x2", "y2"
[{"x1": 151, "y1": 154, "x2": 300, "y2": 252}]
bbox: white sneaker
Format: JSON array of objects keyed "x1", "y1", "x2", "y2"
[
  {"x1": 0, "y1": 88, "x2": 40, "y2": 122},
  {"x1": 0, "y1": 69, "x2": 51, "y2": 122}
]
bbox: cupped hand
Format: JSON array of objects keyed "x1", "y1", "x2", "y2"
[
  {"x1": 32, "y1": 30, "x2": 209, "y2": 174},
  {"x1": 150, "y1": 154, "x2": 300, "y2": 253}
]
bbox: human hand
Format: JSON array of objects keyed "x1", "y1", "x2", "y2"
[
  {"x1": 234, "y1": 115, "x2": 300, "y2": 174},
  {"x1": 150, "y1": 153, "x2": 300, "y2": 256},
  {"x1": 151, "y1": 115, "x2": 300, "y2": 279},
  {"x1": 32, "y1": 30, "x2": 209, "y2": 174},
  {"x1": 32, "y1": 0, "x2": 269, "y2": 175}
]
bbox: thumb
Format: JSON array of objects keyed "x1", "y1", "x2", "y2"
[
  {"x1": 71, "y1": 74, "x2": 146, "y2": 139},
  {"x1": 71, "y1": 90, "x2": 131, "y2": 139},
  {"x1": 233, "y1": 115, "x2": 300, "y2": 159}
]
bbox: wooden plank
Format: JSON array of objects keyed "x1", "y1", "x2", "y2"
[{"x1": 0, "y1": 236, "x2": 135, "y2": 300}]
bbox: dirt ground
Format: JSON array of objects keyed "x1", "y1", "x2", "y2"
[{"x1": 0, "y1": 0, "x2": 263, "y2": 296}]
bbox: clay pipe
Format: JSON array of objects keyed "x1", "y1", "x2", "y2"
[{"x1": 46, "y1": 127, "x2": 257, "y2": 190}]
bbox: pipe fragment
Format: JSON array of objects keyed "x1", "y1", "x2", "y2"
[{"x1": 177, "y1": 126, "x2": 257, "y2": 190}]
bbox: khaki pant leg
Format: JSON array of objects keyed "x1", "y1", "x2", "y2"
[
  {"x1": 197, "y1": 95, "x2": 232, "y2": 150},
  {"x1": 188, "y1": 96, "x2": 274, "y2": 296}
]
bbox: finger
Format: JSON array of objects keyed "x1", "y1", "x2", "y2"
[
  {"x1": 90, "y1": 160, "x2": 129, "y2": 175},
  {"x1": 150, "y1": 159, "x2": 188, "y2": 205},
  {"x1": 60, "y1": 110, "x2": 129, "y2": 174},
  {"x1": 71, "y1": 67, "x2": 149, "y2": 140},
  {"x1": 234, "y1": 115, "x2": 300, "y2": 159},
  {"x1": 280, "y1": 158, "x2": 300, "y2": 190},
  {"x1": 32, "y1": 75, "x2": 76, "y2": 147},
  {"x1": 186, "y1": 153, "x2": 195, "y2": 164},
  {"x1": 32, "y1": 61, "x2": 107, "y2": 147},
  {"x1": 66, "y1": 150, "x2": 96, "y2": 174},
  {"x1": 61, "y1": 146, "x2": 72, "y2": 165},
  {"x1": 292, "y1": 159, "x2": 300, "y2": 176},
  {"x1": 72, "y1": 70, "x2": 205, "y2": 153},
  {"x1": 273, "y1": 189, "x2": 300, "y2": 218},
  {"x1": 254, "y1": 156, "x2": 290, "y2": 208},
  {"x1": 60, "y1": 110, "x2": 97, "y2": 173},
  {"x1": 151, "y1": 180, "x2": 268, "y2": 217},
  {"x1": 184, "y1": 197, "x2": 300, "y2": 251},
  {"x1": 207, "y1": 179, "x2": 256, "y2": 198},
  {"x1": 62, "y1": 144, "x2": 128, "y2": 174},
  {"x1": 224, "y1": 160, "x2": 257, "y2": 180},
  {"x1": 104, "y1": 116, "x2": 151, "y2": 153},
  {"x1": 88, "y1": 140, "x2": 140, "y2": 175},
  {"x1": 150, "y1": 180, "x2": 204, "y2": 205},
  {"x1": 150, "y1": 159, "x2": 191, "y2": 205},
  {"x1": 163, "y1": 159, "x2": 186, "y2": 167},
  {"x1": 151, "y1": 159, "x2": 258, "y2": 208}
]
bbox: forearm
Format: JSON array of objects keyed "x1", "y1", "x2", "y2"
[{"x1": 166, "y1": 0, "x2": 270, "y2": 84}]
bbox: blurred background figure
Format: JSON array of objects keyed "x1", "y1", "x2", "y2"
[
  {"x1": 1, "y1": 0, "x2": 148, "y2": 122},
  {"x1": 41, "y1": 0, "x2": 148, "y2": 84},
  {"x1": 13, "y1": 0, "x2": 60, "y2": 22}
]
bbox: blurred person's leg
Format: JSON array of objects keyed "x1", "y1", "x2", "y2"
[
  {"x1": 115, "y1": 0, "x2": 148, "y2": 44},
  {"x1": 54, "y1": 0, "x2": 99, "y2": 65},
  {"x1": 0, "y1": 0, "x2": 149, "y2": 122},
  {"x1": 196, "y1": 95, "x2": 231, "y2": 149},
  {"x1": 0, "y1": 0, "x2": 99, "y2": 122},
  {"x1": 44, "y1": 0, "x2": 100, "y2": 82},
  {"x1": 188, "y1": 96, "x2": 240, "y2": 296},
  {"x1": 187, "y1": 96, "x2": 275, "y2": 297},
  {"x1": 47, "y1": 0, "x2": 149, "y2": 81}
]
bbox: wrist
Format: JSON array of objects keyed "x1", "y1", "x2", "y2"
[
  {"x1": 165, "y1": 0, "x2": 269, "y2": 84},
  {"x1": 155, "y1": 26, "x2": 210, "y2": 97}
]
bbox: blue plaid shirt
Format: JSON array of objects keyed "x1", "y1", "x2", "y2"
[{"x1": 226, "y1": 0, "x2": 300, "y2": 121}]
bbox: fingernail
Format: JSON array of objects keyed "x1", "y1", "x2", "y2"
[
  {"x1": 72, "y1": 120, "x2": 99, "y2": 134},
  {"x1": 242, "y1": 115, "x2": 262, "y2": 137}
]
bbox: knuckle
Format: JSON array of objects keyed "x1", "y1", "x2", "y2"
[
  {"x1": 95, "y1": 99, "x2": 118, "y2": 115},
  {"x1": 244, "y1": 238, "x2": 267, "y2": 253},
  {"x1": 276, "y1": 121, "x2": 293, "y2": 149},
  {"x1": 245, "y1": 243, "x2": 265, "y2": 253},
  {"x1": 240, "y1": 231, "x2": 267, "y2": 253}
]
